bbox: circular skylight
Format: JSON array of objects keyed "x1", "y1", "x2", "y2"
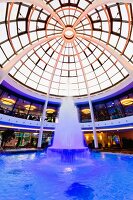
[
  {"x1": 64, "y1": 29, "x2": 74, "y2": 39},
  {"x1": 0, "y1": 0, "x2": 132, "y2": 97}
]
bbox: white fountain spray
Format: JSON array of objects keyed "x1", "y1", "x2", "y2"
[
  {"x1": 48, "y1": 79, "x2": 89, "y2": 162},
  {"x1": 51, "y1": 96, "x2": 86, "y2": 149}
]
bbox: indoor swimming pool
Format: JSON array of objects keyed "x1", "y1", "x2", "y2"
[{"x1": 0, "y1": 152, "x2": 133, "y2": 200}]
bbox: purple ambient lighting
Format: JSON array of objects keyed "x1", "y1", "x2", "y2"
[{"x1": 48, "y1": 96, "x2": 89, "y2": 162}]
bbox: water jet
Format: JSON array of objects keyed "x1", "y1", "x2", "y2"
[{"x1": 47, "y1": 96, "x2": 89, "y2": 162}]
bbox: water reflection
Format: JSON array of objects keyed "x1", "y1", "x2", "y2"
[{"x1": 65, "y1": 182, "x2": 94, "y2": 200}]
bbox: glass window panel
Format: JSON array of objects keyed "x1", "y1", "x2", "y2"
[
  {"x1": 59, "y1": 89, "x2": 67, "y2": 96},
  {"x1": 121, "y1": 68, "x2": 128, "y2": 76},
  {"x1": 92, "y1": 61, "x2": 100, "y2": 69},
  {"x1": 42, "y1": 71, "x2": 51, "y2": 79},
  {"x1": 29, "y1": 73, "x2": 40, "y2": 82},
  {"x1": 107, "y1": 66, "x2": 119, "y2": 77},
  {"x1": 78, "y1": 0, "x2": 88, "y2": 9},
  {"x1": 21, "y1": 55, "x2": 28, "y2": 62},
  {"x1": 124, "y1": 42, "x2": 133, "y2": 58},
  {"x1": 0, "y1": 24, "x2": 7, "y2": 43},
  {"x1": 19, "y1": 5, "x2": 29, "y2": 18},
  {"x1": 30, "y1": 32, "x2": 38, "y2": 42},
  {"x1": 117, "y1": 37, "x2": 126, "y2": 51},
  {"x1": 50, "y1": 0, "x2": 60, "y2": 9},
  {"x1": 1, "y1": 41, "x2": 14, "y2": 58},
  {"x1": 0, "y1": 3, "x2": 7, "y2": 21},
  {"x1": 19, "y1": 66, "x2": 31, "y2": 76},
  {"x1": 102, "y1": 22, "x2": 108, "y2": 31},
  {"x1": 88, "y1": 79, "x2": 98, "y2": 87},
  {"x1": 121, "y1": 23, "x2": 129, "y2": 37},
  {"x1": 95, "y1": 67, "x2": 104, "y2": 76},
  {"x1": 18, "y1": 21, "x2": 26, "y2": 32},
  {"x1": 0, "y1": 48, "x2": 7, "y2": 64},
  {"x1": 19, "y1": 35, "x2": 29, "y2": 46},
  {"x1": 109, "y1": 35, "x2": 119, "y2": 47},
  {"x1": 100, "y1": 79, "x2": 112, "y2": 89},
  {"x1": 9, "y1": 67, "x2": 17, "y2": 76},
  {"x1": 89, "y1": 85, "x2": 100, "y2": 93},
  {"x1": 12, "y1": 37, "x2": 22, "y2": 51},
  {"x1": 34, "y1": 67, "x2": 43, "y2": 76},
  {"x1": 99, "y1": 10, "x2": 107, "y2": 20},
  {"x1": 86, "y1": 72, "x2": 95, "y2": 80},
  {"x1": 15, "y1": 72, "x2": 27, "y2": 83},
  {"x1": 79, "y1": 88, "x2": 87, "y2": 95},
  {"x1": 98, "y1": 74, "x2": 108, "y2": 83},
  {"x1": 120, "y1": 5, "x2": 128, "y2": 20},
  {"x1": 110, "y1": 5, "x2": 119, "y2": 18},
  {"x1": 26, "y1": 79, "x2": 37, "y2": 89},
  {"x1": 111, "y1": 73, "x2": 123, "y2": 84},
  {"x1": 113, "y1": 21, "x2": 121, "y2": 33},
  {"x1": 25, "y1": 59, "x2": 35, "y2": 70},
  {"x1": 37, "y1": 85, "x2": 48, "y2": 93}
]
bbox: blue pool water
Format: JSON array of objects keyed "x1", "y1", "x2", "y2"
[{"x1": 0, "y1": 152, "x2": 133, "y2": 200}]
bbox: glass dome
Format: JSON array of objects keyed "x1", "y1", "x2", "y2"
[{"x1": 0, "y1": 0, "x2": 132, "y2": 97}]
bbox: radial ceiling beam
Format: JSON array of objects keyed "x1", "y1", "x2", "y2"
[
  {"x1": 0, "y1": 34, "x2": 61, "y2": 84},
  {"x1": 73, "y1": 42, "x2": 98, "y2": 148},
  {"x1": 37, "y1": 41, "x2": 66, "y2": 148},
  {"x1": 73, "y1": 0, "x2": 133, "y2": 28},
  {"x1": 2, "y1": 0, "x2": 65, "y2": 28},
  {"x1": 77, "y1": 34, "x2": 133, "y2": 76}
]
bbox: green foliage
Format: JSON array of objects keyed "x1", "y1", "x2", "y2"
[{"x1": 1, "y1": 129, "x2": 15, "y2": 148}]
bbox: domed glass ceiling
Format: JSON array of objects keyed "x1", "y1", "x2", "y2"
[{"x1": 0, "y1": 0, "x2": 132, "y2": 97}]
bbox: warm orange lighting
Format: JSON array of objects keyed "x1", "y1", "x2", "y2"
[
  {"x1": 81, "y1": 108, "x2": 91, "y2": 114},
  {"x1": 108, "y1": 142, "x2": 111, "y2": 147},
  {"x1": 84, "y1": 134, "x2": 89, "y2": 141},
  {"x1": 99, "y1": 134, "x2": 102, "y2": 140},
  {"x1": 46, "y1": 108, "x2": 56, "y2": 114},
  {"x1": 121, "y1": 98, "x2": 133, "y2": 106},
  {"x1": 1, "y1": 98, "x2": 15, "y2": 105},
  {"x1": 24, "y1": 105, "x2": 36, "y2": 110}
]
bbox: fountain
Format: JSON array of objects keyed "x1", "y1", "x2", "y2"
[{"x1": 47, "y1": 96, "x2": 89, "y2": 162}]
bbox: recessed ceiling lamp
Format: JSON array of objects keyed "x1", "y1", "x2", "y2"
[
  {"x1": 81, "y1": 108, "x2": 91, "y2": 114},
  {"x1": 46, "y1": 108, "x2": 56, "y2": 114},
  {"x1": 24, "y1": 105, "x2": 36, "y2": 110},
  {"x1": 121, "y1": 98, "x2": 133, "y2": 106},
  {"x1": 1, "y1": 97, "x2": 15, "y2": 105}
]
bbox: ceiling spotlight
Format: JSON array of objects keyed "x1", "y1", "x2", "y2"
[
  {"x1": 121, "y1": 98, "x2": 133, "y2": 106},
  {"x1": 46, "y1": 108, "x2": 56, "y2": 114},
  {"x1": 24, "y1": 105, "x2": 36, "y2": 110},
  {"x1": 1, "y1": 98, "x2": 16, "y2": 105},
  {"x1": 81, "y1": 108, "x2": 91, "y2": 114}
]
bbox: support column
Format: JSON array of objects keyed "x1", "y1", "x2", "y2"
[
  {"x1": 37, "y1": 42, "x2": 66, "y2": 148},
  {"x1": 88, "y1": 96, "x2": 98, "y2": 148},
  {"x1": 37, "y1": 96, "x2": 49, "y2": 148},
  {"x1": 73, "y1": 43, "x2": 98, "y2": 148}
]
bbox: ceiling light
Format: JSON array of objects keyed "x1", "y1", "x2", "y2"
[
  {"x1": 120, "y1": 98, "x2": 133, "y2": 106},
  {"x1": 46, "y1": 108, "x2": 56, "y2": 114},
  {"x1": 1, "y1": 98, "x2": 16, "y2": 105},
  {"x1": 81, "y1": 108, "x2": 91, "y2": 114},
  {"x1": 24, "y1": 105, "x2": 36, "y2": 110}
]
